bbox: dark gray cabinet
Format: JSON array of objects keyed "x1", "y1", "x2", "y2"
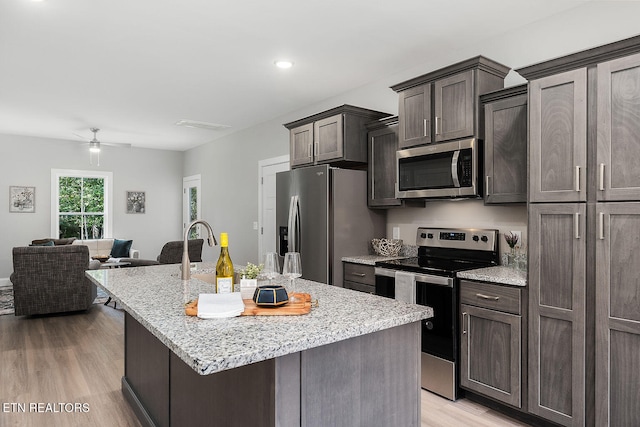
[
  {"x1": 342, "y1": 262, "x2": 375, "y2": 293},
  {"x1": 595, "y1": 202, "x2": 640, "y2": 427},
  {"x1": 481, "y1": 85, "x2": 528, "y2": 204},
  {"x1": 597, "y1": 52, "x2": 640, "y2": 201},
  {"x1": 367, "y1": 117, "x2": 401, "y2": 207},
  {"x1": 392, "y1": 56, "x2": 510, "y2": 149},
  {"x1": 517, "y1": 34, "x2": 640, "y2": 427},
  {"x1": 284, "y1": 105, "x2": 389, "y2": 169},
  {"x1": 527, "y1": 203, "x2": 586, "y2": 427},
  {"x1": 290, "y1": 123, "x2": 314, "y2": 167},
  {"x1": 529, "y1": 68, "x2": 587, "y2": 203},
  {"x1": 459, "y1": 280, "x2": 523, "y2": 408}
]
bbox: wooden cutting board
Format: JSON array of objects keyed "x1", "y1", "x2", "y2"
[
  {"x1": 241, "y1": 293, "x2": 312, "y2": 316},
  {"x1": 184, "y1": 293, "x2": 312, "y2": 317}
]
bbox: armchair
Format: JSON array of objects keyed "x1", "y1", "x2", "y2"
[
  {"x1": 157, "y1": 239, "x2": 204, "y2": 264},
  {"x1": 10, "y1": 245, "x2": 98, "y2": 316}
]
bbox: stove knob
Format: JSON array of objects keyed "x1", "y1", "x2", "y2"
[
  {"x1": 481, "y1": 235, "x2": 488, "y2": 242},
  {"x1": 472, "y1": 235, "x2": 479, "y2": 242},
  {"x1": 420, "y1": 233, "x2": 427, "y2": 238},
  {"x1": 427, "y1": 233, "x2": 434, "y2": 239}
]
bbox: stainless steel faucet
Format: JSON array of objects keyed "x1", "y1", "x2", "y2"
[{"x1": 182, "y1": 220, "x2": 217, "y2": 280}]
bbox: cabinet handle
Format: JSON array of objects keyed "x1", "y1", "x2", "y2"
[
  {"x1": 462, "y1": 312, "x2": 468, "y2": 334},
  {"x1": 575, "y1": 166, "x2": 581, "y2": 192},
  {"x1": 308, "y1": 142, "x2": 313, "y2": 160},
  {"x1": 351, "y1": 273, "x2": 366, "y2": 277},
  {"x1": 574, "y1": 212, "x2": 581, "y2": 239},
  {"x1": 435, "y1": 116, "x2": 440, "y2": 135},
  {"x1": 314, "y1": 141, "x2": 319, "y2": 157},
  {"x1": 475, "y1": 293, "x2": 499, "y2": 301},
  {"x1": 598, "y1": 212, "x2": 605, "y2": 240},
  {"x1": 485, "y1": 176, "x2": 490, "y2": 196},
  {"x1": 599, "y1": 163, "x2": 605, "y2": 191},
  {"x1": 423, "y1": 119, "x2": 428, "y2": 137}
]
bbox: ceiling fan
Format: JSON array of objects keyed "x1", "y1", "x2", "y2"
[{"x1": 73, "y1": 128, "x2": 131, "y2": 166}]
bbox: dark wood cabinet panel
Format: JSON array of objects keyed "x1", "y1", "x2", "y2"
[
  {"x1": 529, "y1": 69, "x2": 587, "y2": 203},
  {"x1": 284, "y1": 105, "x2": 389, "y2": 169},
  {"x1": 434, "y1": 70, "x2": 474, "y2": 142},
  {"x1": 290, "y1": 123, "x2": 314, "y2": 167},
  {"x1": 343, "y1": 262, "x2": 375, "y2": 286},
  {"x1": 597, "y1": 52, "x2": 640, "y2": 201},
  {"x1": 482, "y1": 86, "x2": 527, "y2": 204},
  {"x1": 595, "y1": 202, "x2": 640, "y2": 427},
  {"x1": 368, "y1": 119, "x2": 401, "y2": 207},
  {"x1": 398, "y1": 84, "x2": 431, "y2": 148},
  {"x1": 528, "y1": 203, "x2": 586, "y2": 427},
  {"x1": 314, "y1": 114, "x2": 343, "y2": 163},
  {"x1": 460, "y1": 303, "x2": 522, "y2": 408},
  {"x1": 392, "y1": 56, "x2": 509, "y2": 149}
]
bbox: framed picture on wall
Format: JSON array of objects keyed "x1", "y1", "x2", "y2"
[
  {"x1": 126, "y1": 191, "x2": 146, "y2": 214},
  {"x1": 9, "y1": 186, "x2": 35, "y2": 213}
]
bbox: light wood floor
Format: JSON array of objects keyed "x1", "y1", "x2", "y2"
[{"x1": 0, "y1": 304, "x2": 530, "y2": 427}]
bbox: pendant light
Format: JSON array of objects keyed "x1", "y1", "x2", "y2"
[{"x1": 89, "y1": 128, "x2": 101, "y2": 166}]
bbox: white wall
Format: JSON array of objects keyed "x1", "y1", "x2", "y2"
[
  {"x1": 0, "y1": 134, "x2": 183, "y2": 278},
  {"x1": 184, "y1": 2, "x2": 640, "y2": 262}
]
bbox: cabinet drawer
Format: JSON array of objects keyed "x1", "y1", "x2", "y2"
[
  {"x1": 344, "y1": 280, "x2": 375, "y2": 294},
  {"x1": 460, "y1": 280, "x2": 521, "y2": 315},
  {"x1": 343, "y1": 263, "x2": 375, "y2": 286}
]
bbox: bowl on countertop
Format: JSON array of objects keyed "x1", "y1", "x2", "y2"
[
  {"x1": 371, "y1": 238, "x2": 403, "y2": 256},
  {"x1": 253, "y1": 285, "x2": 289, "y2": 307}
]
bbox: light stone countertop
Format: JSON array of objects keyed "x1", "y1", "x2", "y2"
[
  {"x1": 342, "y1": 255, "x2": 409, "y2": 265},
  {"x1": 457, "y1": 266, "x2": 527, "y2": 287},
  {"x1": 86, "y1": 263, "x2": 432, "y2": 376}
]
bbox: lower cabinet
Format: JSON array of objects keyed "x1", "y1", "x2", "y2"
[
  {"x1": 459, "y1": 280, "x2": 524, "y2": 408},
  {"x1": 343, "y1": 262, "x2": 375, "y2": 294}
]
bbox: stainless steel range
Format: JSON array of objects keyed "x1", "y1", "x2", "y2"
[{"x1": 375, "y1": 227, "x2": 499, "y2": 400}]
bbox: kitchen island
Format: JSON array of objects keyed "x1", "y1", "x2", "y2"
[{"x1": 86, "y1": 263, "x2": 432, "y2": 427}]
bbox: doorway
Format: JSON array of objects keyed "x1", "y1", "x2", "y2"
[{"x1": 258, "y1": 155, "x2": 289, "y2": 263}]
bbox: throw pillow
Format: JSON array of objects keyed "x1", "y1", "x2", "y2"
[
  {"x1": 31, "y1": 238, "x2": 53, "y2": 245},
  {"x1": 110, "y1": 239, "x2": 133, "y2": 258},
  {"x1": 29, "y1": 240, "x2": 54, "y2": 246}
]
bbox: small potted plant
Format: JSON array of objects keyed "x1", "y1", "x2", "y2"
[
  {"x1": 239, "y1": 262, "x2": 263, "y2": 299},
  {"x1": 504, "y1": 232, "x2": 519, "y2": 267}
]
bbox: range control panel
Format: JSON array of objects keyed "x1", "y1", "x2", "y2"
[{"x1": 416, "y1": 227, "x2": 498, "y2": 252}]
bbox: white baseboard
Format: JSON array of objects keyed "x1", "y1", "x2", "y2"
[{"x1": 0, "y1": 278, "x2": 11, "y2": 288}]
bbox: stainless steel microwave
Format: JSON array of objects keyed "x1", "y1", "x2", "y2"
[{"x1": 396, "y1": 138, "x2": 481, "y2": 199}]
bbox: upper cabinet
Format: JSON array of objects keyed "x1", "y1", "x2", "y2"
[
  {"x1": 481, "y1": 85, "x2": 528, "y2": 204},
  {"x1": 367, "y1": 117, "x2": 401, "y2": 208},
  {"x1": 518, "y1": 35, "x2": 640, "y2": 204},
  {"x1": 391, "y1": 56, "x2": 510, "y2": 149},
  {"x1": 528, "y1": 68, "x2": 588, "y2": 203},
  {"x1": 284, "y1": 105, "x2": 390, "y2": 169},
  {"x1": 597, "y1": 52, "x2": 640, "y2": 201}
]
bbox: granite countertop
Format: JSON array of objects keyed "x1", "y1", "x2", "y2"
[
  {"x1": 342, "y1": 255, "x2": 409, "y2": 265},
  {"x1": 457, "y1": 266, "x2": 527, "y2": 287},
  {"x1": 86, "y1": 263, "x2": 432, "y2": 376}
]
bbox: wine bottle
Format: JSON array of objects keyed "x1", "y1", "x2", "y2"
[{"x1": 216, "y1": 232, "x2": 234, "y2": 293}]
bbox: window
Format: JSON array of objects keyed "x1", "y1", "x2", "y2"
[{"x1": 51, "y1": 169, "x2": 113, "y2": 239}]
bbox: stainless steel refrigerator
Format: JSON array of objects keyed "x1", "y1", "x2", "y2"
[{"x1": 276, "y1": 164, "x2": 385, "y2": 287}]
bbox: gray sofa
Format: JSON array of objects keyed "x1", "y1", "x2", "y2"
[{"x1": 10, "y1": 245, "x2": 98, "y2": 316}]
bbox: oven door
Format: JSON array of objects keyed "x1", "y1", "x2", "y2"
[
  {"x1": 414, "y1": 274, "x2": 456, "y2": 361},
  {"x1": 396, "y1": 138, "x2": 478, "y2": 199}
]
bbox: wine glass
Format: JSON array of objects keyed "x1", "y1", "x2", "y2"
[
  {"x1": 263, "y1": 252, "x2": 280, "y2": 285},
  {"x1": 282, "y1": 252, "x2": 302, "y2": 301}
]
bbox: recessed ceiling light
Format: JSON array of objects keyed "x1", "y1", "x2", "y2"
[
  {"x1": 175, "y1": 119, "x2": 231, "y2": 131},
  {"x1": 274, "y1": 60, "x2": 294, "y2": 69}
]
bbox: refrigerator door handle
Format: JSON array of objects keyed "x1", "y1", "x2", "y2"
[
  {"x1": 293, "y1": 195, "x2": 300, "y2": 252},
  {"x1": 287, "y1": 196, "x2": 296, "y2": 253}
]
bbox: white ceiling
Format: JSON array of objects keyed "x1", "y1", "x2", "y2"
[{"x1": 0, "y1": 0, "x2": 603, "y2": 151}]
